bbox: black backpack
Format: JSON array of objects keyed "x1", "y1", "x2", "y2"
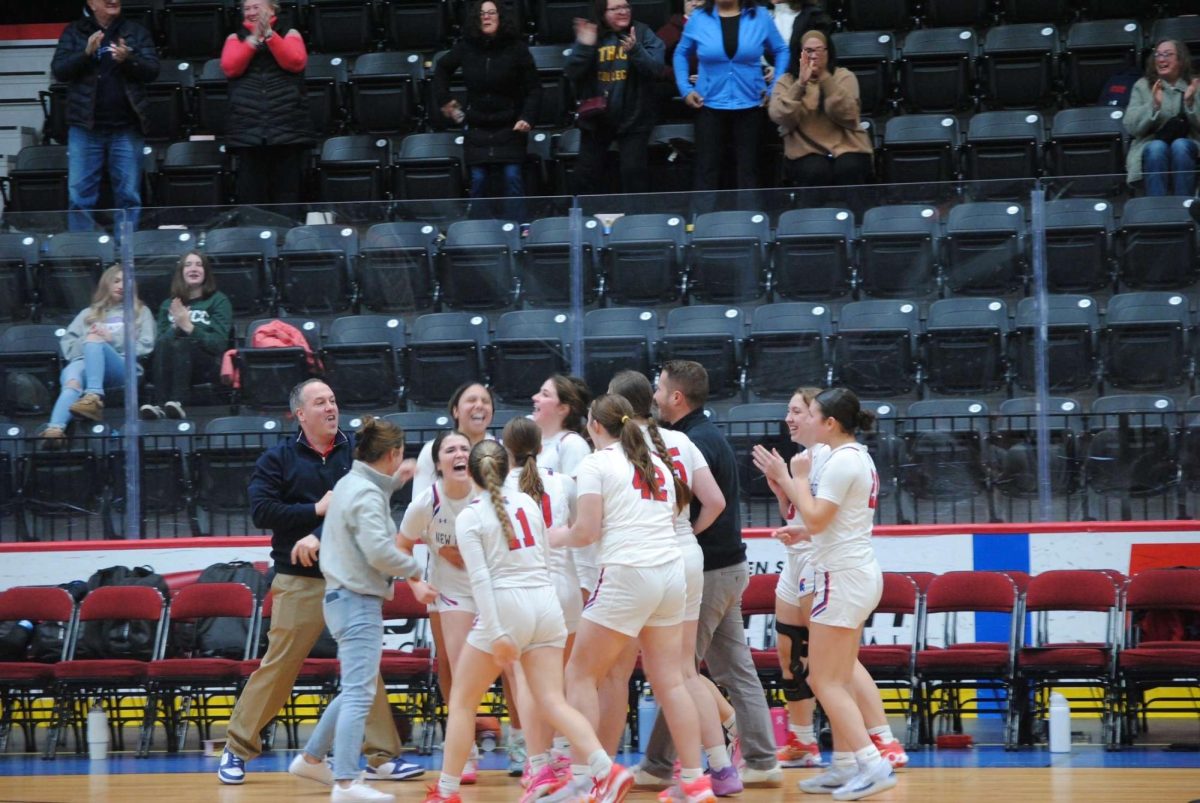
[
  {"x1": 28, "y1": 580, "x2": 88, "y2": 663},
  {"x1": 174, "y1": 561, "x2": 270, "y2": 659},
  {"x1": 76, "y1": 565, "x2": 168, "y2": 660}
]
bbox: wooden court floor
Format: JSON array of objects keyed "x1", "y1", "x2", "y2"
[{"x1": 3, "y1": 768, "x2": 1199, "y2": 803}]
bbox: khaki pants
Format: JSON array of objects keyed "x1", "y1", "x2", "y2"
[{"x1": 224, "y1": 573, "x2": 401, "y2": 766}]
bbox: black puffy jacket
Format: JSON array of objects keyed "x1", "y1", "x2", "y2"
[
  {"x1": 224, "y1": 27, "x2": 315, "y2": 148},
  {"x1": 51, "y1": 14, "x2": 159, "y2": 133},
  {"x1": 433, "y1": 33, "x2": 539, "y2": 165}
]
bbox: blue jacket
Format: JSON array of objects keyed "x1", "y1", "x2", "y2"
[
  {"x1": 674, "y1": 6, "x2": 788, "y2": 110},
  {"x1": 249, "y1": 428, "x2": 354, "y2": 578}
]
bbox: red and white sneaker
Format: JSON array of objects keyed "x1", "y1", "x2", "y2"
[
  {"x1": 521, "y1": 765, "x2": 570, "y2": 803},
  {"x1": 661, "y1": 775, "x2": 717, "y2": 803},
  {"x1": 777, "y1": 732, "x2": 823, "y2": 768},
  {"x1": 422, "y1": 785, "x2": 462, "y2": 803},
  {"x1": 461, "y1": 758, "x2": 478, "y2": 785},
  {"x1": 590, "y1": 762, "x2": 634, "y2": 803},
  {"x1": 871, "y1": 734, "x2": 909, "y2": 769},
  {"x1": 521, "y1": 760, "x2": 535, "y2": 790}
]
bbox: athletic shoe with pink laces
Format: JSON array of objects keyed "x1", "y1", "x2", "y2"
[
  {"x1": 777, "y1": 733, "x2": 823, "y2": 768},
  {"x1": 659, "y1": 775, "x2": 717, "y2": 803},
  {"x1": 521, "y1": 765, "x2": 570, "y2": 803},
  {"x1": 590, "y1": 762, "x2": 634, "y2": 803},
  {"x1": 422, "y1": 785, "x2": 461, "y2": 803},
  {"x1": 870, "y1": 734, "x2": 908, "y2": 768}
]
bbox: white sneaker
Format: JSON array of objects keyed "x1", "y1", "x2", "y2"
[
  {"x1": 289, "y1": 753, "x2": 334, "y2": 785},
  {"x1": 798, "y1": 765, "x2": 856, "y2": 795},
  {"x1": 831, "y1": 760, "x2": 896, "y2": 801},
  {"x1": 364, "y1": 756, "x2": 425, "y2": 781},
  {"x1": 739, "y1": 764, "x2": 783, "y2": 786},
  {"x1": 632, "y1": 764, "x2": 673, "y2": 790},
  {"x1": 331, "y1": 780, "x2": 396, "y2": 801}
]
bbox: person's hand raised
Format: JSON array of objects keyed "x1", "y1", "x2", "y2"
[
  {"x1": 111, "y1": 38, "x2": 131, "y2": 63},
  {"x1": 1153, "y1": 79, "x2": 1164, "y2": 111},
  {"x1": 86, "y1": 30, "x2": 104, "y2": 57},
  {"x1": 619, "y1": 24, "x2": 637, "y2": 52},
  {"x1": 574, "y1": 18, "x2": 598, "y2": 47},
  {"x1": 1186, "y1": 78, "x2": 1199, "y2": 108}
]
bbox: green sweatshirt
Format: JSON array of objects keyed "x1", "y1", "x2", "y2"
[{"x1": 155, "y1": 290, "x2": 234, "y2": 356}]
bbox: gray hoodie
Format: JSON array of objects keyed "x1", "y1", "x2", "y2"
[{"x1": 319, "y1": 460, "x2": 420, "y2": 599}]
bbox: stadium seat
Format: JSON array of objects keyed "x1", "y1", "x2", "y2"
[
  {"x1": 1115, "y1": 196, "x2": 1198, "y2": 291},
  {"x1": 942, "y1": 201, "x2": 1026, "y2": 295},
  {"x1": 156, "y1": 140, "x2": 229, "y2": 212},
  {"x1": 106, "y1": 419, "x2": 200, "y2": 537},
  {"x1": 723, "y1": 402, "x2": 792, "y2": 500},
  {"x1": 236, "y1": 318, "x2": 321, "y2": 410},
  {"x1": 316, "y1": 135, "x2": 390, "y2": 205},
  {"x1": 1011, "y1": 294, "x2": 1100, "y2": 394},
  {"x1": 193, "y1": 59, "x2": 230, "y2": 137},
  {"x1": 321, "y1": 315, "x2": 406, "y2": 409},
  {"x1": 392, "y1": 132, "x2": 466, "y2": 208},
  {"x1": 646, "y1": 124, "x2": 697, "y2": 196},
  {"x1": 519, "y1": 216, "x2": 602, "y2": 308},
  {"x1": 38, "y1": 232, "x2": 115, "y2": 321},
  {"x1": 378, "y1": 586, "x2": 437, "y2": 754},
  {"x1": 1085, "y1": 394, "x2": 1179, "y2": 520},
  {"x1": 381, "y1": 0, "x2": 450, "y2": 51},
  {"x1": 357, "y1": 221, "x2": 439, "y2": 312},
  {"x1": 304, "y1": 55, "x2": 350, "y2": 138},
  {"x1": 406, "y1": 312, "x2": 490, "y2": 407},
  {"x1": 535, "y1": 0, "x2": 590, "y2": 41},
  {"x1": 923, "y1": 0, "x2": 988, "y2": 28},
  {"x1": 0, "y1": 234, "x2": 39, "y2": 322},
  {"x1": 745, "y1": 302, "x2": 832, "y2": 401},
  {"x1": 488, "y1": 309, "x2": 571, "y2": 405},
  {"x1": 129, "y1": 230, "x2": 199, "y2": 313},
  {"x1": 979, "y1": 24, "x2": 1060, "y2": 110},
  {"x1": 201, "y1": 226, "x2": 279, "y2": 316},
  {"x1": 991, "y1": 396, "x2": 1083, "y2": 501},
  {"x1": 1042, "y1": 198, "x2": 1115, "y2": 292},
  {"x1": 193, "y1": 416, "x2": 283, "y2": 535},
  {"x1": 962, "y1": 111, "x2": 1044, "y2": 198},
  {"x1": 831, "y1": 31, "x2": 898, "y2": 117},
  {"x1": 922, "y1": 297, "x2": 1010, "y2": 396},
  {"x1": 898, "y1": 27, "x2": 979, "y2": 113},
  {"x1": 843, "y1": 0, "x2": 912, "y2": 32},
  {"x1": 999, "y1": 0, "x2": 1068, "y2": 24},
  {"x1": 551, "y1": 127, "x2": 583, "y2": 195},
  {"x1": 1045, "y1": 107, "x2": 1128, "y2": 197},
  {"x1": 581, "y1": 307, "x2": 658, "y2": 397},
  {"x1": 1101, "y1": 291, "x2": 1192, "y2": 392},
  {"x1": 529, "y1": 45, "x2": 573, "y2": 127},
  {"x1": 860, "y1": 399, "x2": 904, "y2": 522},
  {"x1": 629, "y1": 0, "x2": 671, "y2": 32},
  {"x1": 602, "y1": 213, "x2": 686, "y2": 306},
  {"x1": 1151, "y1": 18, "x2": 1200, "y2": 68},
  {"x1": 349, "y1": 52, "x2": 426, "y2": 135},
  {"x1": 143, "y1": 60, "x2": 195, "y2": 143},
  {"x1": 437, "y1": 219, "x2": 521, "y2": 310},
  {"x1": 902, "y1": 399, "x2": 993, "y2": 511},
  {"x1": 657, "y1": 305, "x2": 746, "y2": 400},
  {"x1": 21, "y1": 420, "x2": 110, "y2": 540},
  {"x1": 1063, "y1": 20, "x2": 1142, "y2": 106},
  {"x1": 0, "y1": 325, "x2": 63, "y2": 419},
  {"x1": 2, "y1": 145, "x2": 69, "y2": 223},
  {"x1": 0, "y1": 585, "x2": 77, "y2": 753},
  {"x1": 832, "y1": 299, "x2": 921, "y2": 396},
  {"x1": 858, "y1": 204, "x2": 941, "y2": 299},
  {"x1": 879, "y1": 115, "x2": 960, "y2": 198},
  {"x1": 687, "y1": 210, "x2": 771, "y2": 303},
  {"x1": 277, "y1": 224, "x2": 357, "y2": 314},
  {"x1": 162, "y1": 0, "x2": 231, "y2": 59},
  {"x1": 306, "y1": 0, "x2": 376, "y2": 54},
  {"x1": 771, "y1": 207, "x2": 855, "y2": 301}
]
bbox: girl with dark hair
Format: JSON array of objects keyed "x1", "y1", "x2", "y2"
[
  {"x1": 1124, "y1": 38, "x2": 1200, "y2": 197},
  {"x1": 752, "y1": 387, "x2": 895, "y2": 800},
  {"x1": 768, "y1": 28, "x2": 873, "y2": 190},
  {"x1": 412, "y1": 382, "x2": 495, "y2": 499},
  {"x1": 552, "y1": 394, "x2": 715, "y2": 803},
  {"x1": 423, "y1": 440, "x2": 628, "y2": 803},
  {"x1": 397, "y1": 429, "x2": 484, "y2": 783},
  {"x1": 673, "y1": 0, "x2": 788, "y2": 201},
  {"x1": 433, "y1": 0, "x2": 538, "y2": 220},
  {"x1": 141, "y1": 250, "x2": 233, "y2": 420},
  {"x1": 294, "y1": 418, "x2": 422, "y2": 803},
  {"x1": 601, "y1": 371, "x2": 741, "y2": 794}
]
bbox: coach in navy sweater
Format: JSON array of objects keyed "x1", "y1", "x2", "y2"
[{"x1": 218, "y1": 379, "x2": 422, "y2": 786}]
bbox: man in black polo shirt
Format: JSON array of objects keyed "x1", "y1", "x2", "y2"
[{"x1": 636, "y1": 360, "x2": 782, "y2": 787}]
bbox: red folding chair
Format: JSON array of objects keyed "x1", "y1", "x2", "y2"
[
  {"x1": 859, "y1": 572, "x2": 922, "y2": 746},
  {"x1": 0, "y1": 586, "x2": 77, "y2": 753},
  {"x1": 381, "y1": 582, "x2": 436, "y2": 754},
  {"x1": 139, "y1": 582, "x2": 258, "y2": 755},
  {"x1": 742, "y1": 573, "x2": 783, "y2": 700},
  {"x1": 45, "y1": 585, "x2": 167, "y2": 758},
  {"x1": 1015, "y1": 570, "x2": 1121, "y2": 749}
]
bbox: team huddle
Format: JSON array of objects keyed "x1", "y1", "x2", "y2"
[{"x1": 221, "y1": 364, "x2": 903, "y2": 803}]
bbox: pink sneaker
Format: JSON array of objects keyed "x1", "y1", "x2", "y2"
[
  {"x1": 521, "y1": 760, "x2": 535, "y2": 790},
  {"x1": 590, "y1": 762, "x2": 634, "y2": 803},
  {"x1": 871, "y1": 733, "x2": 909, "y2": 768},
  {"x1": 521, "y1": 765, "x2": 570, "y2": 802},
  {"x1": 776, "y1": 732, "x2": 822, "y2": 768},
  {"x1": 729, "y1": 735, "x2": 743, "y2": 770},
  {"x1": 461, "y1": 758, "x2": 478, "y2": 785}
]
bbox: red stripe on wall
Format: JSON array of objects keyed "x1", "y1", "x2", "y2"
[
  {"x1": 1129, "y1": 542, "x2": 1200, "y2": 575},
  {"x1": 0, "y1": 23, "x2": 69, "y2": 40}
]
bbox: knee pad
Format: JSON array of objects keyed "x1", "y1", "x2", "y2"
[{"x1": 774, "y1": 622, "x2": 813, "y2": 701}]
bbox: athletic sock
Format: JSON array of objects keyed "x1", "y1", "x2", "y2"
[
  {"x1": 437, "y1": 773, "x2": 461, "y2": 797},
  {"x1": 680, "y1": 767, "x2": 703, "y2": 783},
  {"x1": 704, "y1": 744, "x2": 731, "y2": 771},
  {"x1": 853, "y1": 744, "x2": 882, "y2": 770},
  {"x1": 867, "y1": 725, "x2": 896, "y2": 744},
  {"x1": 530, "y1": 752, "x2": 550, "y2": 773},
  {"x1": 722, "y1": 715, "x2": 738, "y2": 739},
  {"x1": 552, "y1": 736, "x2": 571, "y2": 755},
  {"x1": 832, "y1": 751, "x2": 856, "y2": 770},
  {"x1": 587, "y1": 749, "x2": 612, "y2": 781},
  {"x1": 571, "y1": 764, "x2": 589, "y2": 785},
  {"x1": 790, "y1": 724, "x2": 817, "y2": 744}
]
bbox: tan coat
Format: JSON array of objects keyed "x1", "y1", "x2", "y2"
[
  {"x1": 1123, "y1": 75, "x2": 1200, "y2": 185},
  {"x1": 769, "y1": 67, "x2": 873, "y2": 161}
]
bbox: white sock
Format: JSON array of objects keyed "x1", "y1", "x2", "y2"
[
  {"x1": 437, "y1": 773, "x2": 461, "y2": 797},
  {"x1": 552, "y1": 736, "x2": 570, "y2": 754},
  {"x1": 587, "y1": 749, "x2": 612, "y2": 780},
  {"x1": 530, "y1": 752, "x2": 549, "y2": 773},
  {"x1": 509, "y1": 728, "x2": 524, "y2": 746},
  {"x1": 832, "y1": 751, "x2": 856, "y2": 770},
  {"x1": 680, "y1": 767, "x2": 703, "y2": 783},
  {"x1": 571, "y1": 764, "x2": 589, "y2": 784},
  {"x1": 704, "y1": 744, "x2": 731, "y2": 771},
  {"x1": 790, "y1": 723, "x2": 817, "y2": 744},
  {"x1": 867, "y1": 725, "x2": 896, "y2": 744},
  {"x1": 853, "y1": 744, "x2": 882, "y2": 770},
  {"x1": 722, "y1": 715, "x2": 738, "y2": 738}
]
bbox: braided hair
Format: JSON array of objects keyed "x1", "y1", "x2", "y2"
[
  {"x1": 468, "y1": 439, "x2": 515, "y2": 546},
  {"x1": 502, "y1": 417, "x2": 544, "y2": 504},
  {"x1": 608, "y1": 370, "x2": 691, "y2": 513}
]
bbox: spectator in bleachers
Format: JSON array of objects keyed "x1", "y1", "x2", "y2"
[
  {"x1": 768, "y1": 29, "x2": 873, "y2": 191},
  {"x1": 1124, "y1": 39, "x2": 1200, "y2": 198},
  {"x1": 674, "y1": 0, "x2": 788, "y2": 206},
  {"x1": 51, "y1": 0, "x2": 160, "y2": 232},
  {"x1": 140, "y1": 251, "x2": 233, "y2": 421},
  {"x1": 220, "y1": 0, "x2": 314, "y2": 210},
  {"x1": 42, "y1": 264, "x2": 156, "y2": 446},
  {"x1": 769, "y1": 0, "x2": 831, "y2": 48},
  {"x1": 565, "y1": 0, "x2": 666, "y2": 196},
  {"x1": 434, "y1": 0, "x2": 538, "y2": 222}
]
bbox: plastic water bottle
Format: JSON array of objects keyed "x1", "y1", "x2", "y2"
[
  {"x1": 87, "y1": 702, "x2": 109, "y2": 760},
  {"x1": 479, "y1": 729, "x2": 497, "y2": 753},
  {"x1": 770, "y1": 707, "x2": 789, "y2": 748},
  {"x1": 637, "y1": 694, "x2": 658, "y2": 750},
  {"x1": 1048, "y1": 692, "x2": 1071, "y2": 753}
]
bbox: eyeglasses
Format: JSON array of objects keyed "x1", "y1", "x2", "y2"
[
  {"x1": 479, "y1": 8, "x2": 498, "y2": 16},
  {"x1": 607, "y1": 4, "x2": 631, "y2": 10},
  {"x1": 802, "y1": 47, "x2": 827, "y2": 55},
  {"x1": 1155, "y1": 51, "x2": 1178, "y2": 60}
]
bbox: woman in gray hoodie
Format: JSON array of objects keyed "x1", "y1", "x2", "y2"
[{"x1": 290, "y1": 418, "x2": 429, "y2": 803}]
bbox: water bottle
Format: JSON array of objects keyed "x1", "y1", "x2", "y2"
[
  {"x1": 479, "y1": 729, "x2": 497, "y2": 753},
  {"x1": 770, "y1": 706, "x2": 789, "y2": 748},
  {"x1": 87, "y1": 702, "x2": 109, "y2": 760},
  {"x1": 1048, "y1": 692, "x2": 1071, "y2": 753},
  {"x1": 637, "y1": 693, "x2": 658, "y2": 750}
]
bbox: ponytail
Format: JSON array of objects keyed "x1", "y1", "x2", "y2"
[
  {"x1": 502, "y1": 417, "x2": 544, "y2": 504},
  {"x1": 592, "y1": 393, "x2": 661, "y2": 502},
  {"x1": 609, "y1": 370, "x2": 689, "y2": 513},
  {"x1": 468, "y1": 440, "x2": 515, "y2": 547},
  {"x1": 646, "y1": 418, "x2": 691, "y2": 514}
]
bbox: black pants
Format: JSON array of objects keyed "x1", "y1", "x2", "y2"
[
  {"x1": 784, "y1": 152, "x2": 874, "y2": 188},
  {"x1": 574, "y1": 124, "x2": 652, "y2": 196},
  {"x1": 231, "y1": 144, "x2": 305, "y2": 207},
  {"x1": 694, "y1": 106, "x2": 762, "y2": 212},
  {"x1": 152, "y1": 335, "x2": 219, "y2": 405}
]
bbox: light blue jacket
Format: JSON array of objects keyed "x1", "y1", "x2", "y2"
[{"x1": 674, "y1": 5, "x2": 789, "y2": 110}]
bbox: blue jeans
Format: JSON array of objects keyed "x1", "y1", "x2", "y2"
[
  {"x1": 49, "y1": 341, "x2": 127, "y2": 427},
  {"x1": 1142, "y1": 137, "x2": 1198, "y2": 197},
  {"x1": 469, "y1": 162, "x2": 525, "y2": 222},
  {"x1": 67, "y1": 125, "x2": 143, "y2": 232},
  {"x1": 303, "y1": 588, "x2": 384, "y2": 781}
]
